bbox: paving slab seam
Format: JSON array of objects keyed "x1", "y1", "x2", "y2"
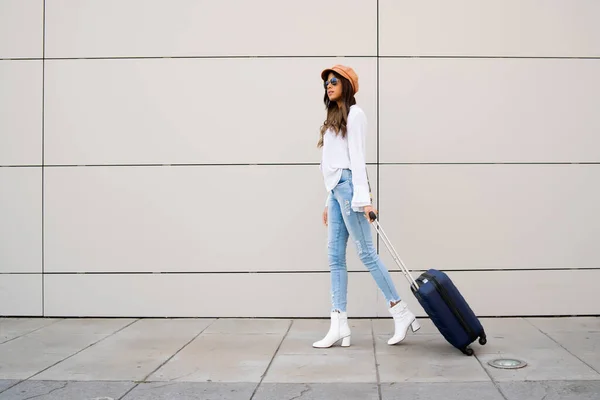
[
  {"x1": 249, "y1": 319, "x2": 294, "y2": 400},
  {"x1": 474, "y1": 353, "x2": 509, "y2": 400},
  {"x1": 370, "y1": 319, "x2": 383, "y2": 400},
  {"x1": 524, "y1": 318, "x2": 600, "y2": 376},
  {"x1": 0, "y1": 318, "x2": 140, "y2": 397},
  {"x1": 117, "y1": 318, "x2": 218, "y2": 400},
  {"x1": 0, "y1": 318, "x2": 65, "y2": 345}
]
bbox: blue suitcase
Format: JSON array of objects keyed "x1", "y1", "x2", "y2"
[
  {"x1": 411, "y1": 269, "x2": 487, "y2": 355},
  {"x1": 369, "y1": 212, "x2": 487, "y2": 356}
]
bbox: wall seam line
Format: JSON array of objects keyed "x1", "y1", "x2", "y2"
[{"x1": 41, "y1": 0, "x2": 46, "y2": 317}]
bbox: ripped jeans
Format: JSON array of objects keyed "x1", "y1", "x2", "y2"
[{"x1": 327, "y1": 169, "x2": 401, "y2": 312}]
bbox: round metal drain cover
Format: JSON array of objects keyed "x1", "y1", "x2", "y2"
[{"x1": 488, "y1": 358, "x2": 527, "y2": 369}]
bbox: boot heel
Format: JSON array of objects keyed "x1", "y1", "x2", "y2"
[
  {"x1": 410, "y1": 319, "x2": 421, "y2": 333},
  {"x1": 341, "y1": 336, "x2": 351, "y2": 347}
]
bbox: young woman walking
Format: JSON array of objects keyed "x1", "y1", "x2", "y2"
[{"x1": 313, "y1": 65, "x2": 420, "y2": 348}]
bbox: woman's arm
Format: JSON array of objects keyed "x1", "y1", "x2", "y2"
[{"x1": 347, "y1": 107, "x2": 372, "y2": 212}]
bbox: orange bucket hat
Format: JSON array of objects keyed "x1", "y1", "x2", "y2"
[{"x1": 321, "y1": 64, "x2": 359, "y2": 95}]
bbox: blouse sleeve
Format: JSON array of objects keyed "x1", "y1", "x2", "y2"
[{"x1": 347, "y1": 108, "x2": 372, "y2": 212}]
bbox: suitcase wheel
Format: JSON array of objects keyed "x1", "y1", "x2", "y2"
[
  {"x1": 479, "y1": 334, "x2": 487, "y2": 346},
  {"x1": 461, "y1": 347, "x2": 474, "y2": 356}
]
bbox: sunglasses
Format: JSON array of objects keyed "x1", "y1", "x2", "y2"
[{"x1": 323, "y1": 77, "x2": 339, "y2": 89}]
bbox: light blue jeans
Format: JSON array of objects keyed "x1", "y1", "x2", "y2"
[{"x1": 327, "y1": 169, "x2": 401, "y2": 312}]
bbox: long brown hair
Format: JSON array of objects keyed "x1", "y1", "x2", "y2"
[{"x1": 317, "y1": 72, "x2": 356, "y2": 148}]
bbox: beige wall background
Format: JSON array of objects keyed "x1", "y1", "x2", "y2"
[{"x1": 1, "y1": 0, "x2": 599, "y2": 318}]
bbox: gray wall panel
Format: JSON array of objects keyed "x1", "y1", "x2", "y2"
[
  {"x1": 44, "y1": 58, "x2": 377, "y2": 165},
  {"x1": 380, "y1": 0, "x2": 600, "y2": 57},
  {"x1": 376, "y1": 270, "x2": 600, "y2": 317},
  {"x1": 0, "y1": 0, "x2": 43, "y2": 58},
  {"x1": 0, "y1": 275, "x2": 42, "y2": 316},
  {"x1": 0, "y1": 61, "x2": 42, "y2": 166},
  {"x1": 44, "y1": 165, "x2": 377, "y2": 273},
  {"x1": 379, "y1": 58, "x2": 600, "y2": 163},
  {"x1": 378, "y1": 164, "x2": 600, "y2": 271},
  {"x1": 0, "y1": 168, "x2": 42, "y2": 273},
  {"x1": 46, "y1": 0, "x2": 377, "y2": 57},
  {"x1": 44, "y1": 272, "x2": 379, "y2": 317}
]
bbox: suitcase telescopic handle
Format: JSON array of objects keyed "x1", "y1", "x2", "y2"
[{"x1": 369, "y1": 212, "x2": 420, "y2": 290}]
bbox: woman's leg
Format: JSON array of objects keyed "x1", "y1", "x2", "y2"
[
  {"x1": 327, "y1": 190, "x2": 350, "y2": 312},
  {"x1": 313, "y1": 192, "x2": 352, "y2": 348},
  {"x1": 336, "y1": 175, "x2": 420, "y2": 344},
  {"x1": 344, "y1": 209, "x2": 401, "y2": 305},
  {"x1": 334, "y1": 180, "x2": 400, "y2": 305}
]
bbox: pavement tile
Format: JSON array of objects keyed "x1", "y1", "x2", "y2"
[
  {"x1": 527, "y1": 317, "x2": 600, "y2": 333},
  {"x1": 0, "y1": 318, "x2": 61, "y2": 344},
  {"x1": 499, "y1": 380, "x2": 600, "y2": 400},
  {"x1": 381, "y1": 382, "x2": 504, "y2": 400},
  {"x1": 0, "y1": 380, "x2": 134, "y2": 400},
  {"x1": 374, "y1": 335, "x2": 490, "y2": 382},
  {"x1": 476, "y1": 320, "x2": 600, "y2": 382},
  {"x1": 35, "y1": 319, "x2": 213, "y2": 382},
  {"x1": 476, "y1": 318, "x2": 532, "y2": 334},
  {"x1": 478, "y1": 350, "x2": 598, "y2": 382},
  {"x1": 122, "y1": 381, "x2": 255, "y2": 400},
  {"x1": 263, "y1": 352, "x2": 377, "y2": 383},
  {"x1": 288, "y1": 319, "x2": 372, "y2": 337},
  {"x1": 253, "y1": 383, "x2": 379, "y2": 400},
  {"x1": 0, "y1": 319, "x2": 135, "y2": 380},
  {"x1": 525, "y1": 317, "x2": 600, "y2": 375},
  {"x1": 534, "y1": 331, "x2": 600, "y2": 374},
  {"x1": 373, "y1": 317, "x2": 529, "y2": 339},
  {"x1": 278, "y1": 334, "x2": 374, "y2": 355},
  {"x1": 31, "y1": 318, "x2": 137, "y2": 336},
  {"x1": 374, "y1": 333, "x2": 460, "y2": 357},
  {"x1": 203, "y1": 319, "x2": 290, "y2": 334},
  {"x1": 147, "y1": 333, "x2": 283, "y2": 383}
]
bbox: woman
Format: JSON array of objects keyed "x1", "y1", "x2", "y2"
[{"x1": 313, "y1": 65, "x2": 420, "y2": 348}]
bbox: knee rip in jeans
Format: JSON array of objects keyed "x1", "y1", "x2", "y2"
[
  {"x1": 355, "y1": 240, "x2": 363, "y2": 255},
  {"x1": 343, "y1": 199, "x2": 351, "y2": 216}
]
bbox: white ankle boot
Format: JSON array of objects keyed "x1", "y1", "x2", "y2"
[
  {"x1": 312, "y1": 311, "x2": 351, "y2": 348},
  {"x1": 387, "y1": 300, "x2": 420, "y2": 345}
]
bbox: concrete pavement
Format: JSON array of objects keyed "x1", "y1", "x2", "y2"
[{"x1": 0, "y1": 316, "x2": 599, "y2": 399}]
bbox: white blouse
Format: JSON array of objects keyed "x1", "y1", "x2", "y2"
[{"x1": 319, "y1": 105, "x2": 372, "y2": 212}]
